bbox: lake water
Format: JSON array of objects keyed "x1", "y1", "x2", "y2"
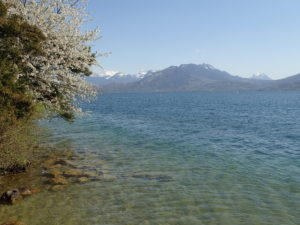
[{"x1": 0, "y1": 92, "x2": 299, "y2": 225}]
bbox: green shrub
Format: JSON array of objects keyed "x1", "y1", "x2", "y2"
[{"x1": 0, "y1": 0, "x2": 45, "y2": 171}]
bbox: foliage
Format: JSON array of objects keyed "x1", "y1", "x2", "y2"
[
  {"x1": 0, "y1": 120, "x2": 39, "y2": 171},
  {"x1": 4, "y1": 0, "x2": 100, "y2": 119},
  {"x1": 0, "y1": 0, "x2": 100, "y2": 170},
  {"x1": 0, "y1": 0, "x2": 46, "y2": 122},
  {"x1": 0, "y1": 0, "x2": 45, "y2": 169}
]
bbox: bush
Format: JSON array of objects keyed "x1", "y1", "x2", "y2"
[
  {"x1": 0, "y1": 0, "x2": 45, "y2": 171},
  {"x1": 0, "y1": 120, "x2": 37, "y2": 172}
]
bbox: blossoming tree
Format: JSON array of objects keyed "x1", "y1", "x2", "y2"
[{"x1": 4, "y1": 0, "x2": 100, "y2": 119}]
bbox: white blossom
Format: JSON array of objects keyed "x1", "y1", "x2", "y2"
[{"x1": 4, "y1": 0, "x2": 100, "y2": 117}]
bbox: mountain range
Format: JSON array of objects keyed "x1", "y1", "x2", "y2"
[
  {"x1": 250, "y1": 73, "x2": 272, "y2": 80},
  {"x1": 86, "y1": 71, "x2": 150, "y2": 86},
  {"x1": 88, "y1": 64, "x2": 300, "y2": 93}
]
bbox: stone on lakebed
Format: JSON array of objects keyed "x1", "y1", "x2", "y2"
[
  {"x1": 63, "y1": 169, "x2": 82, "y2": 177},
  {"x1": 82, "y1": 171, "x2": 98, "y2": 178},
  {"x1": 19, "y1": 187, "x2": 40, "y2": 196},
  {"x1": 0, "y1": 222, "x2": 25, "y2": 225},
  {"x1": 0, "y1": 187, "x2": 39, "y2": 204},
  {"x1": 97, "y1": 174, "x2": 116, "y2": 181},
  {"x1": 132, "y1": 173, "x2": 175, "y2": 182},
  {"x1": 0, "y1": 189, "x2": 22, "y2": 204},
  {"x1": 77, "y1": 177, "x2": 89, "y2": 183},
  {"x1": 50, "y1": 185, "x2": 66, "y2": 191},
  {"x1": 49, "y1": 169, "x2": 63, "y2": 177},
  {"x1": 42, "y1": 159, "x2": 66, "y2": 169},
  {"x1": 50, "y1": 176, "x2": 68, "y2": 185}
]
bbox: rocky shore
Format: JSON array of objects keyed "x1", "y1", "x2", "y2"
[{"x1": 0, "y1": 147, "x2": 116, "y2": 225}]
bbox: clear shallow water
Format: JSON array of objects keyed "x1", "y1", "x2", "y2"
[{"x1": 1, "y1": 91, "x2": 300, "y2": 225}]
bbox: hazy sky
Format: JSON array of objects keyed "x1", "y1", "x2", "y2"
[{"x1": 86, "y1": 0, "x2": 300, "y2": 79}]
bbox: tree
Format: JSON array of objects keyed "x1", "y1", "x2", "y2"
[
  {"x1": 0, "y1": 0, "x2": 46, "y2": 123},
  {"x1": 4, "y1": 0, "x2": 100, "y2": 119},
  {"x1": 0, "y1": 0, "x2": 46, "y2": 170}
]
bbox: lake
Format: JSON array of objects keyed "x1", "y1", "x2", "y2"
[{"x1": 1, "y1": 91, "x2": 299, "y2": 225}]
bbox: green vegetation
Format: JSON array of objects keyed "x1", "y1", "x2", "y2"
[
  {"x1": 0, "y1": 1, "x2": 45, "y2": 171},
  {"x1": 0, "y1": 0, "x2": 98, "y2": 172}
]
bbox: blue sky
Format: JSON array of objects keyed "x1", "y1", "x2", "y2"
[{"x1": 86, "y1": 0, "x2": 300, "y2": 79}]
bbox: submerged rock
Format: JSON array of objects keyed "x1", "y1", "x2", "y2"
[
  {"x1": 0, "y1": 163, "x2": 30, "y2": 175},
  {"x1": 50, "y1": 185, "x2": 66, "y2": 191},
  {"x1": 42, "y1": 159, "x2": 66, "y2": 169},
  {"x1": 63, "y1": 169, "x2": 82, "y2": 177},
  {"x1": 43, "y1": 162, "x2": 61, "y2": 170},
  {"x1": 0, "y1": 222, "x2": 25, "y2": 225},
  {"x1": 132, "y1": 173, "x2": 175, "y2": 182},
  {"x1": 77, "y1": 177, "x2": 89, "y2": 183},
  {"x1": 50, "y1": 176, "x2": 68, "y2": 185},
  {"x1": 82, "y1": 171, "x2": 98, "y2": 178},
  {"x1": 42, "y1": 159, "x2": 56, "y2": 167},
  {"x1": 60, "y1": 159, "x2": 78, "y2": 168},
  {"x1": 49, "y1": 170, "x2": 63, "y2": 177},
  {"x1": 53, "y1": 159, "x2": 68, "y2": 165},
  {"x1": 46, "y1": 164, "x2": 63, "y2": 169},
  {"x1": 98, "y1": 174, "x2": 116, "y2": 181},
  {"x1": 0, "y1": 187, "x2": 40, "y2": 204},
  {"x1": 0, "y1": 189, "x2": 22, "y2": 204},
  {"x1": 19, "y1": 187, "x2": 40, "y2": 196}
]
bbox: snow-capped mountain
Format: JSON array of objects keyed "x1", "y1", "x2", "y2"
[
  {"x1": 180, "y1": 63, "x2": 216, "y2": 70},
  {"x1": 88, "y1": 64, "x2": 219, "y2": 86},
  {"x1": 87, "y1": 70, "x2": 152, "y2": 86},
  {"x1": 88, "y1": 63, "x2": 300, "y2": 93},
  {"x1": 102, "y1": 63, "x2": 269, "y2": 92},
  {"x1": 250, "y1": 73, "x2": 272, "y2": 80}
]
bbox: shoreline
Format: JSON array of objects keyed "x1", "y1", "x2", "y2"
[{"x1": 0, "y1": 147, "x2": 114, "y2": 225}]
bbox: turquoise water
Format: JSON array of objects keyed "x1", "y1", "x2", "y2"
[{"x1": 1, "y1": 91, "x2": 300, "y2": 224}]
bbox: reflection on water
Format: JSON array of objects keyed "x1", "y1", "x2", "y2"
[{"x1": 0, "y1": 92, "x2": 300, "y2": 225}]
